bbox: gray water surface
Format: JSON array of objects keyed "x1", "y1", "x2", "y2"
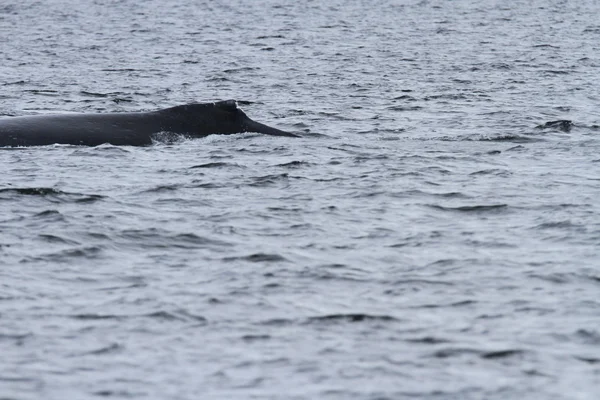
[{"x1": 1, "y1": 1, "x2": 600, "y2": 399}]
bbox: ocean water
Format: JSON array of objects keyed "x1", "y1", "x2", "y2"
[{"x1": 1, "y1": 0, "x2": 600, "y2": 399}]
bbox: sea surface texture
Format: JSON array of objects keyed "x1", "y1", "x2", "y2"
[{"x1": 1, "y1": 1, "x2": 600, "y2": 399}]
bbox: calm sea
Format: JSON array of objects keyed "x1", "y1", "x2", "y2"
[{"x1": 1, "y1": 1, "x2": 600, "y2": 399}]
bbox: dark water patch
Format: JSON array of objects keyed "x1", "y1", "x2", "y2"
[
  {"x1": 530, "y1": 272, "x2": 600, "y2": 286},
  {"x1": 432, "y1": 348, "x2": 481, "y2": 358},
  {"x1": 0, "y1": 375, "x2": 41, "y2": 383},
  {"x1": 0, "y1": 187, "x2": 104, "y2": 203},
  {"x1": 259, "y1": 318, "x2": 295, "y2": 327},
  {"x1": 466, "y1": 239, "x2": 516, "y2": 249},
  {"x1": 72, "y1": 314, "x2": 123, "y2": 321},
  {"x1": 427, "y1": 204, "x2": 508, "y2": 213},
  {"x1": 223, "y1": 253, "x2": 287, "y2": 263},
  {"x1": 350, "y1": 191, "x2": 386, "y2": 199},
  {"x1": 386, "y1": 279, "x2": 454, "y2": 289},
  {"x1": 71, "y1": 310, "x2": 206, "y2": 323},
  {"x1": 275, "y1": 160, "x2": 312, "y2": 168},
  {"x1": 573, "y1": 329, "x2": 600, "y2": 345},
  {"x1": 119, "y1": 230, "x2": 231, "y2": 249},
  {"x1": 411, "y1": 300, "x2": 476, "y2": 309},
  {"x1": 469, "y1": 169, "x2": 511, "y2": 176},
  {"x1": 543, "y1": 70, "x2": 571, "y2": 75},
  {"x1": 433, "y1": 348, "x2": 526, "y2": 360},
  {"x1": 298, "y1": 265, "x2": 367, "y2": 282},
  {"x1": 256, "y1": 35, "x2": 284, "y2": 39},
  {"x1": 533, "y1": 220, "x2": 581, "y2": 230},
  {"x1": 32, "y1": 209, "x2": 63, "y2": 220},
  {"x1": 223, "y1": 67, "x2": 260, "y2": 74},
  {"x1": 189, "y1": 162, "x2": 240, "y2": 169},
  {"x1": 536, "y1": 120, "x2": 573, "y2": 132},
  {"x1": 387, "y1": 105, "x2": 423, "y2": 111},
  {"x1": 145, "y1": 310, "x2": 207, "y2": 323},
  {"x1": 575, "y1": 356, "x2": 600, "y2": 364},
  {"x1": 424, "y1": 93, "x2": 469, "y2": 101},
  {"x1": 21, "y1": 246, "x2": 104, "y2": 263},
  {"x1": 389, "y1": 190, "x2": 470, "y2": 199},
  {"x1": 505, "y1": 145, "x2": 527, "y2": 152},
  {"x1": 3, "y1": 79, "x2": 28, "y2": 85},
  {"x1": 189, "y1": 181, "x2": 225, "y2": 189},
  {"x1": 393, "y1": 94, "x2": 417, "y2": 101},
  {"x1": 406, "y1": 336, "x2": 450, "y2": 344},
  {"x1": 0, "y1": 333, "x2": 31, "y2": 343},
  {"x1": 82, "y1": 343, "x2": 122, "y2": 356},
  {"x1": 24, "y1": 89, "x2": 59, "y2": 96},
  {"x1": 307, "y1": 314, "x2": 398, "y2": 324},
  {"x1": 248, "y1": 173, "x2": 289, "y2": 187},
  {"x1": 92, "y1": 389, "x2": 142, "y2": 397},
  {"x1": 462, "y1": 134, "x2": 538, "y2": 143},
  {"x1": 101, "y1": 68, "x2": 136, "y2": 72},
  {"x1": 38, "y1": 234, "x2": 80, "y2": 245},
  {"x1": 241, "y1": 334, "x2": 271, "y2": 342},
  {"x1": 481, "y1": 349, "x2": 525, "y2": 359},
  {"x1": 533, "y1": 44, "x2": 559, "y2": 48},
  {"x1": 112, "y1": 97, "x2": 133, "y2": 104},
  {"x1": 97, "y1": 281, "x2": 147, "y2": 291},
  {"x1": 140, "y1": 184, "x2": 180, "y2": 193},
  {"x1": 85, "y1": 232, "x2": 111, "y2": 240},
  {"x1": 267, "y1": 206, "x2": 302, "y2": 212},
  {"x1": 80, "y1": 91, "x2": 110, "y2": 98}
]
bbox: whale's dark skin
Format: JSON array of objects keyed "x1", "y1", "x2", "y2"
[{"x1": 0, "y1": 100, "x2": 297, "y2": 147}]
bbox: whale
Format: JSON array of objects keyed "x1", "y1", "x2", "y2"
[{"x1": 0, "y1": 100, "x2": 298, "y2": 147}]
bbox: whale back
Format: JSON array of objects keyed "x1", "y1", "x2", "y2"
[
  {"x1": 0, "y1": 100, "x2": 297, "y2": 147},
  {"x1": 159, "y1": 100, "x2": 252, "y2": 136},
  {"x1": 159, "y1": 100, "x2": 297, "y2": 138}
]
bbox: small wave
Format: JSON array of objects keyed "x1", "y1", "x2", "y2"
[
  {"x1": 118, "y1": 230, "x2": 231, "y2": 249},
  {"x1": 536, "y1": 120, "x2": 573, "y2": 132},
  {"x1": 0, "y1": 187, "x2": 104, "y2": 203},
  {"x1": 241, "y1": 334, "x2": 271, "y2": 342},
  {"x1": 189, "y1": 162, "x2": 240, "y2": 169},
  {"x1": 307, "y1": 313, "x2": 399, "y2": 323},
  {"x1": 21, "y1": 246, "x2": 104, "y2": 263},
  {"x1": 575, "y1": 356, "x2": 600, "y2": 364},
  {"x1": 428, "y1": 204, "x2": 508, "y2": 213},
  {"x1": 386, "y1": 279, "x2": 453, "y2": 287},
  {"x1": 32, "y1": 210, "x2": 64, "y2": 220},
  {"x1": 72, "y1": 313, "x2": 121, "y2": 320},
  {"x1": 406, "y1": 336, "x2": 450, "y2": 344},
  {"x1": 140, "y1": 184, "x2": 180, "y2": 193},
  {"x1": 433, "y1": 347, "x2": 524, "y2": 359},
  {"x1": 69, "y1": 144, "x2": 131, "y2": 156},
  {"x1": 93, "y1": 389, "x2": 141, "y2": 397},
  {"x1": 469, "y1": 169, "x2": 511, "y2": 176},
  {"x1": 38, "y1": 234, "x2": 80, "y2": 245},
  {"x1": 533, "y1": 220, "x2": 580, "y2": 230},
  {"x1": 248, "y1": 173, "x2": 289, "y2": 187},
  {"x1": 0, "y1": 333, "x2": 31, "y2": 342},
  {"x1": 82, "y1": 343, "x2": 122, "y2": 356},
  {"x1": 481, "y1": 349, "x2": 525, "y2": 359},
  {"x1": 145, "y1": 310, "x2": 207, "y2": 323},
  {"x1": 275, "y1": 160, "x2": 312, "y2": 168},
  {"x1": 223, "y1": 253, "x2": 287, "y2": 263},
  {"x1": 79, "y1": 91, "x2": 110, "y2": 98},
  {"x1": 70, "y1": 310, "x2": 207, "y2": 323},
  {"x1": 411, "y1": 300, "x2": 477, "y2": 309},
  {"x1": 389, "y1": 190, "x2": 471, "y2": 199}
]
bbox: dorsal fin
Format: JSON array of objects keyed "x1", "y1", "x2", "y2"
[{"x1": 215, "y1": 100, "x2": 238, "y2": 111}]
